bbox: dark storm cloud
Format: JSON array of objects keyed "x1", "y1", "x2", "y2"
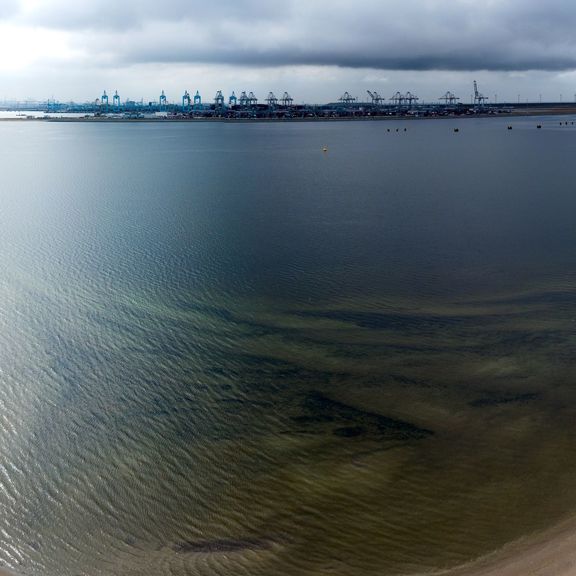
[
  {"x1": 18, "y1": 0, "x2": 576, "y2": 72},
  {"x1": 22, "y1": 0, "x2": 286, "y2": 30}
]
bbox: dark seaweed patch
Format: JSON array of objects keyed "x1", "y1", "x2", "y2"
[
  {"x1": 292, "y1": 414, "x2": 335, "y2": 425},
  {"x1": 333, "y1": 426, "x2": 366, "y2": 437},
  {"x1": 298, "y1": 392, "x2": 433, "y2": 441},
  {"x1": 173, "y1": 538, "x2": 272, "y2": 554},
  {"x1": 296, "y1": 310, "x2": 493, "y2": 333},
  {"x1": 469, "y1": 392, "x2": 541, "y2": 408},
  {"x1": 391, "y1": 374, "x2": 434, "y2": 388},
  {"x1": 209, "y1": 353, "x2": 345, "y2": 385}
]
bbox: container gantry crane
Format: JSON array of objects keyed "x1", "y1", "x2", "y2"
[
  {"x1": 266, "y1": 92, "x2": 278, "y2": 107},
  {"x1": 405, "y1": 92, "x2": 419, "y2": 107},
  {"x1": 390, "y1": 91, "x2": 404, "y2": 106},
  {"x1": 193, "y1": 91, "x2": 202, "y2": 107},
  {"x1": 159, "y1": 90, "x2": 167, "y2": 107},
  {"x1": 339, "y1": 92, "x2": 356, "y2": 104},
  {"x1": 473, "y1": 81, "x2": 488, "y2": 106},
  {"x1": 101, "y1": 90, "x2": 109, "y2": 108},
  {"x1": 280, "y1": 92, "x2": 293, "y2": 106},
  {"x1": 248, "y1": 92, "x2": 258, "y2": 106},
  {"x1": 113, "y1": 90, "x2": 120, "y2": 110},
  {"x1": 214, "y1": 91, "x2": 225, "y2": 107},
  {"x1": 229, "y1": 91, "x2": 237, "y2": 106},
  {"x1": 439, "y1": 91, "x2": 459, "y2": 105},
  {"x1": 182, "y1": 90, "x2": 191, "y2": 110},
  {"x1": 367, "y1": 90, "x2": 385, "y2": 105},
  {"x1": 239, "y1": 91, "x2": 249, "y2": 106}
]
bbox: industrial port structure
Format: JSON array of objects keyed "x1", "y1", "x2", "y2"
[{"x1": 1, "y1": 82, "x2": 573, "y2": 119}]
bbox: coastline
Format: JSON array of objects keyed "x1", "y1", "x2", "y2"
[
  {"x1": 0, "y1": 107, "x2": 575, "y2": 123},
  {"x1": 429, "y1": 515, "x2": 576, "y2": 576}
]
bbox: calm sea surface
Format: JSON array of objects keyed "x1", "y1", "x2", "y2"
[{"x1": 0, "y1": 117, "x2": 575, "y2": 575}]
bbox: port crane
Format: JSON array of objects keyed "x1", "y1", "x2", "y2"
[
  {"x1": 473, "y1": 81, "x2": 488, "y2": 106},
  {"x1": 439, "y1": 91, "x2": 459, "y2": 105},
  {"x1": 390, "y1": 91, "x2": 404, "y2": 106},
  {"x1": 228, "y1": 91, "x2": 237, "y2": 106},
  {"x1": 182, "y1": 90, "x2": 191, "y2": 110},
  {"x1": 280, "y1": 92, "x2": 293, "y2": 106},
  {"x1": 367, "y1": 90, "x2": 385, "y2": 105},
  {"x1": 214, "y1": 91, "x2": 225, "y2": 107},
  {"x1": 266, "y1": 92, "x2": 278, "y2": 107},
  {"x1": 389, "y1": 91, "x2": 419, "y2": 107},
  {"x1": 101, "y1": 90, "x2": 109, "y2": 108},
  {"x1": 405, "y1": 92, "x2": 419, "y2": 107},
  {"x1": 239, "y1": 91, "x2": 258, "y2": 106},
  {"x1": 193, "y1": 91, "x2": 202, "y2": 107},
  {"x1": 159, "y1": 90, "x2": 167, "y2": 108},
  {"x1": 113, "y1": 90, "x2": 120, "y2": 110},
  {"x1": 239, "y1": 91, "x2": 249, "y2": 106},
  {"x1": 338, "y1": 92, "x2": 356, "y2": 104}
]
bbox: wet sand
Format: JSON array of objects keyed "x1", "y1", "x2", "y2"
[{"x1": 435, "y1": 516, "x2": 576, "y2": 576}]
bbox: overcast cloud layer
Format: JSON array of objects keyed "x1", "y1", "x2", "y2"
[{"x1": 2, "y1": 0, "x2": 576, "y2": 102}]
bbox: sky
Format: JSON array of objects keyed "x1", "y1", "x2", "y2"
[{"x1": 1, "y1": 0, "x2": 576, "y2": 104}]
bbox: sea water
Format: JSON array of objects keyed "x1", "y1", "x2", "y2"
[{"x1": 0, "y1": 117, "x2": 575, "y2": 575}]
